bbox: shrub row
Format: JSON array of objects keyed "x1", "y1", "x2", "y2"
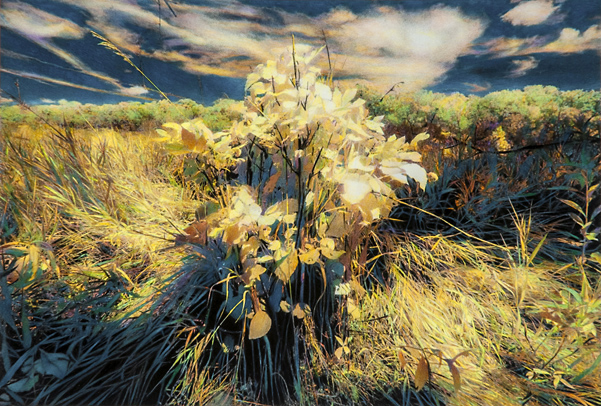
[
  {"x1": 0, "y1": 98, "x2": 239, "y2": 132},
  {"x1": 2, "y1": 86, "x2": 599, "y2": 147}
]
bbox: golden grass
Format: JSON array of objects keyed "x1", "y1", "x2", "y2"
[
  {"x1": 1, "y1": 123, "x2": 201, "y2": 297},
  {"x1": 323, "y1": 233, "x2": 601, "y2": 406},
  {"x1": 1, "y1": 119, "x2": 599, "y2": 406}
]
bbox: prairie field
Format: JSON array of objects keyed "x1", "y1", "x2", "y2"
[{"x1": 1, "y1": 51, "x2": 600, "y2": 406}]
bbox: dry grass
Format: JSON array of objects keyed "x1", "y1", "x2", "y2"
[
  {"x1": 1, "y1": 113, "x2": 599, "y2": 406},
  {"x1": 1, "y1": 123, "x2": 204, "y2": 313},
  {"x1": 317, "y1": 231, "x2": 601, "y2": 406}
]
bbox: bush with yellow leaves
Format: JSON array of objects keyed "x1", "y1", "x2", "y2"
[{"x1": 155, "y1": 42, "x2": 430, "y2": 400}]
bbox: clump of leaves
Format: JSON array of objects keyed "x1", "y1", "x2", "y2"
[{"x1": 156, "y1": 42, "x2": 430, "y2": 402}]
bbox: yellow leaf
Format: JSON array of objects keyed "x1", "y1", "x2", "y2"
[
  {"x1": 364, "y1": 117, "x2": 384, "y2": 134},
  {"x1": 269, "y1": 240, "x2": 282, "y2": 251},
  {"x1": 304, "y1": 191, "x2": 315, "y2": 208},
  {"x1": 282, "y1": 213, "x2": 297, "y2": 224},
  {"x1": 263, "y1": 170, "x2": 281, "y2": 195},
  {"x1": 282, "y1": 100, "x2": 298, "y2": 112},
  {"x1": 349, "y1": 279, "x2": 366, "y2": 299},
  {"x1": 258, "y1": 225, "x2": 271, "y2": 241},
  {"x1": 326, "y1": 211, "x2": 348, "y2": 238},
  {"x1": 348, "y1": 154, "x2": 375, "y2": 172},
  {"x1": 299, "y1": 248, "x2": 320, "y2": 264},
  {"x1": 447, "y1": 360, "x2": 461, "y2": 392},
  {"x1": 320, "y1": 238, "x2": 344, "y2": 260},
  {"x1": 347, "y1": 299, "x2": 361, "y2": 320},
  {"x1": 292, "y1": 303, "x2": 306, "y2": 319},
  {"x1": 275, "y1": 249, "x2": 298, "y2": 283},
  {"x1": 240, "y1": 236, "x2": 260, "y2": 261},
  {"x1": 261, "y1": 199, "x2": 297, "y2": 226},
  {"x1": 334, "y1": 282, "x2": 351, "y2": 296},
  {"x1": 256, "y1": 255, "x2": 274, "y2": 263},
  {"x1": 553, "y1": 373, "x2": 561, "y2": 389},
  {"x1": 154, "y1": 128, "x2": 171, "y2": 141},
  {"x1": 396, "y1": 151, "x2": 422, "y2": 162},
  {"x1": 231, "y1": 187, "x2": 262, "y2": 224},
  {"x1": 410, "y1": 132, "x2": 430, "y2": 147},
  {"x1": 162, "y1": 122, "x2": 181, "y2": 131},
  {"x1": 248, "y1": 310, "x2": 272, "y2": 339},
  {"x1": 280, "y1": 300, "x2": 291, "y2": 313},
  {"x1": 346, "y1": 120, "x2": 370, "y2": 140},
  {"x1": 258, "y1": 210, "x2": 281, "y2": 226},
  {"x1": 7, "y1": 255, "x2": 28, "y2": 284},
  {"x1": 414, "y1": 356, "x2": 430, "y2": 391},
  {"x1": 380, "y1": 162, "x2": 428, "y2": 189},
  {"x1": 241, "y1": 262, "x2": 266, "y2": 285},
  {"x1": 314, "y1": 82, "x2": 333, "y2": 102},
  {"x1": 357, "y1": 192, "x2": 388, "y2": 222},
  {"x1": 339, "y1": 173, "x2": 372, "y2": 205},
  {"x1": 342, "y1": 88, "x2": 358, "y2": 106},
  {"x1": 224, "y1": 223, "x2": 244, "y2": 245},
  {"x1": 398, "y1": 351, "x2": 407, "y2": 369},
  {"x1": 181, "y1": 127, "x2": 206, "y2": 151},
  {"x1": 228, "y1": 101, "x2": 247, "y2": 115}
]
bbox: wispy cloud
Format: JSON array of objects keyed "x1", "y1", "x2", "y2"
[
  {"x1": 0, "y1": 68, "x2": 155, "y2": 101},
  {"x1": 1, "y1": 2, "x2": 85, "y2": 40},
  {"x1": 509, "y1": 56, "x2": 539, "y2": 77},
  {"x1": 2, "y1": 1, "x2": 127, "y2": 92},
  {"x1": 463, "y1": 82, "x2": 492, "y2": 93},
  {"x1": 6, "y1": 0, "x2": 486, "y2": 94},
  {"x1": 483, "y1": 24, "x2": 601, "y2": 58},
  {"x1": 502, "y1": 0, "x2": 559, "y2": 26},
  {"x1": 480, "y1": 37, "x2": 533, "y2": 58}
]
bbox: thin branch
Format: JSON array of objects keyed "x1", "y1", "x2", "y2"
[{"x1": 379, "y1": 82, "x2": 404, "y2": 102}]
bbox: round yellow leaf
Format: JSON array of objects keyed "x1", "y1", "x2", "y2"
[
  {"x1": 299, "y1": 248, "x2": 320, "y2": 264},
  {"x1": 248, "y1": 310, "x2": 272, "y2": 340}
]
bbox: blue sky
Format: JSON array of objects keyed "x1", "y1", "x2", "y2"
[{"x1": 1, "y1": 0, "x2": 599, "y2": 105}]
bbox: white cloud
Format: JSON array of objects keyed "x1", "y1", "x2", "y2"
[
  {"x1": 509, "y1": 56, "x2": 539, "y2": 77},
  {"x1": 1, "y1": 1, "x2": 85, "y2": 39},
  {"x1": 58, "y1": 99, "x2": 82, "y2": 106},
  {"x1": 540, "y1": 25, "x2": 601, "y2": 53},
  {"x1": 120, "y1": 85, "x2": 149, "y2": 96},
  {"x1": 323, "y1": 6, "x2": 486, "y2": 91},
  {"x1": 502, "y1": 0, "x2": 558, "y2": 26}
]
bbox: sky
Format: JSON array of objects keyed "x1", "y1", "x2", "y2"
[{"x1": 1, "y1": 0, "x2": 600, "y2": 105}]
